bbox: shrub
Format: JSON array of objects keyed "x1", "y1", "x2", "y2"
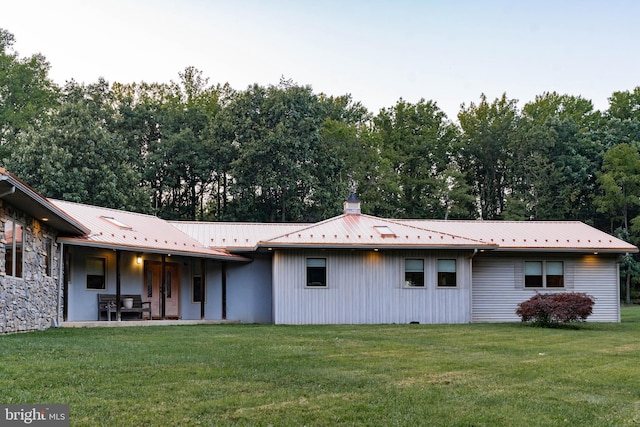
[{"x1": 516, "y1": 292, "x2": 595, "y2": 326}]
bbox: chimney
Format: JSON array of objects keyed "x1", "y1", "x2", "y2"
[{"x1": 344, "y1": 193, "x2": 361, "y2": 214}]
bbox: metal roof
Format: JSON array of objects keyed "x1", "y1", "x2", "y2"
[
  {"x1": 171, "y1": 215, "x2": 638, "y2": 254},
  {"x1": 170, "y1": 221, "x2": 308, "y2": 251},
  {"x1": 398, "y1": 219, "x2": 638, "y2": 253},
  {"x1": 0, "y1": 168, "x2": 89, "y2": 235},
  {"x1": 52, "y1": 200, "x2": 248, "y2": 261},
  {"x1": 260, "y1": 214, "x2": 495, "y2": 249}
]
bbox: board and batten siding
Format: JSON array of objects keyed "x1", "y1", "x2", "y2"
[
  {"x1": 272, "y1": 249, "x2": 473, "y2": 324},
  {"x1": 471, "y1": 254, "x2": 620, "y2": 322}
]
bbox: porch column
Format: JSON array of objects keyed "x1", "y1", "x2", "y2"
[
  {"x1": 116, "y1": 250, "x2": 122, "y2": 321},
  {"x1": 62, "y1": 243, "x2": 69, "y2": 322},
  {"x1": 161, "y1": 254, "x2": 166, "y2": 320},
  {"x1": 221, "y1": 261, "x2": 227, "y2": 320},
  {"x1": 200, "y1": 259, "x2": 206, "y2": 320}
]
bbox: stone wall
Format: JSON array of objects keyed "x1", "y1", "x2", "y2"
[{"x1": 0, "y1": 201, "x2": 61, "y2": 334}]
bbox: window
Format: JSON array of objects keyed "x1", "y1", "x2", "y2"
[
  {"x1": 43, "y1": 237, "x2": 53, "y2": 276},
  {"x1": 86, "y1": 257, "x2": 106, "y2": 290},
  {"x1": 524, "y1": 261, "x2": 543, "y2": 287},
  {"x1": 192, "y1": 276, "x2": 205, "y2": 303},
  {"x1": 437, "y1": 259, "x2": 457, "y2": 287},
  {"x1": 525, "y1": 261, "x2": 564, "y2": 288},
  {"x1": 192, "y1": 261, "x2": 205, "y2": 303},
  {"x1": 5, "y1": 219, "x2": 23, "y2": 278},
  {"x1": 405, "y1": 259, "x2": 424, "y2": 287},
  {"x1": 374, "y1": 226, "x2": 396, "y2": 237},
  {"x1": 100, "y1": 216, "x2": 132, "y2": 230},
  {"x1": 146, "y1": 267, "x2": 153, "y2": 297},
  {"x1": 306, "y1": 258, "x2": 327, "y2": 287},
  {"x1": 166, "y1": 270, "x2": 172, "y2": 298}
]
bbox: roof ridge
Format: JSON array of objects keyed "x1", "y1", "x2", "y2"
[
  {"x1": 261, "y1": 214, "x2": 348, "y2": 243},
  {"x1": 365, "y1": 215, "x2": 492, "y2": 245}
]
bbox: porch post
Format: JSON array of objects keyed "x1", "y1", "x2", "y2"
[
  {"x1": 62, "y1": 243, "x2": 69, "y2": 322},
  {"x1": 221, "y1": 261, "x2": 227, "y2": 320},
  {"x1": 161, "y1": 254, "x2": 166, "y2": 320},
  {"x1": 116, "y1": 250, "x2": 122, "y2": 321},
  {"x1": 200, "y1": 258, "x2": 206, "y2": 320}
]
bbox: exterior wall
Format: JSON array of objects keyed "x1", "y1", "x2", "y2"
[
  {"x1": 226, "y1": 253, "x2": 273, "y2": 323},
  {"x1": 67, "y1": 247, "x2": 141, "y2": 321},
  {"x1": 471, "y1": 253, "x2": 621, "y2": 322},
  {"x1": 0, "y1": 202, "x2": 61, "y2": 333},
  {"x1": 173, "y1": 254, "x2": 272, "y2": 323},
  {"x1": 66, "y1": 249, "x2": 225, "y2": 321},
  {"x1": 272, "y1": 249, "x2": 473, "y2": 324},
  {"x1": 65, "y1": 248, "x2": 272, "y2": 323}
]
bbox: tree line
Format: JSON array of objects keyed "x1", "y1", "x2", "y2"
[{"x1": 2, "y1": 28, "x2": 640, "y2": 254}]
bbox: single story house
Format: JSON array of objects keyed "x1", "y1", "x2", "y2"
[
  {"x1": 1, "y1": 168, "x2": 637, "y2": 332},
  {"x1": 173, "y1": 196, "x2": 638, "y2": 324}
]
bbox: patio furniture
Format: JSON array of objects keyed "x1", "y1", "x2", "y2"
[{"x1": 98, "y1": 294, "x2": 151, "y2": 321}]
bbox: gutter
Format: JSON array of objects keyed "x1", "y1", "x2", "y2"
[{"x1": 57, "y1": 237, "x2": 251, "y2": 262}]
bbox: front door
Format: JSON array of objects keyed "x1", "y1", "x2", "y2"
[{"x1": 143, "y1": 260, "x2": 180, "y2": 319}]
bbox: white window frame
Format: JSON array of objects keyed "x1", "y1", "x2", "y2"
[
  {"x1": 404, "y1": 258, "x2": 425, "y2": 287},
  {"x1": 437, "y1": 259, "x2": 458, "y2": 288},
  {"x1": 524, "y1": 260, "x2": 565, "y2": 289}
]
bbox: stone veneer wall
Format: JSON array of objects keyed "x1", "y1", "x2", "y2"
[{"x1": 0, "y1": 201, "x2": 61, "y2": 334}]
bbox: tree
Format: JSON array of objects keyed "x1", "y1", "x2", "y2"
[
  {"x1": 222, "y1": 79, "x2": 341, "y2": 222},
  {"x1": 374, "y1": 99, "x2": 462, "y2": 218},
  {"x1": 8, "y1": 79, "x2": 149, "y2": 211},
  {"x1": 113, "y1": 68, "x2": 231, "y2": 220},
  {"x1": 0, "y1": 28, "x2": 58, "y2": 155},
  {"x1": 458, "y1": 93, "x2": 519, "y2": 219},
  {"x1": 509, "y1": 93, "x2": 602, "y2": 221},
  {"x1": 595, "y1": 143, "x2": 640, "y2": 232}
]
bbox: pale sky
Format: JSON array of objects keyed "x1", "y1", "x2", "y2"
[{"x1": 1, "y1": 0, "x2": 639, "y2": 120}]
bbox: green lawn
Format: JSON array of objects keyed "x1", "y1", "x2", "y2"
[{"x1": 2, "y1": 307, "x2": 640, "y2": 426}]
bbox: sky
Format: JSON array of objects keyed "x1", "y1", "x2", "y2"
[{"x1": 1, "y1": 0, "x2": 639, "y2": 120}]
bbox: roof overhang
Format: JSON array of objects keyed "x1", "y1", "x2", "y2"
[
  {"x1": 258, "y1": 242, "x2": 498, "y2": 251},
  {"x1": 486, "y1": 247, "x2": 638, "y2": 254},
  {"x1": 0, "y1": 172, "x2": 89, "y2": 235},
  {"x1": 57, "y1": 237, "x2": 251, "y2": 261}
]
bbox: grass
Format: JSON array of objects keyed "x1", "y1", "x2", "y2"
[{"x1": 2, "y1": 308, "x2": 640, "y2": 426}]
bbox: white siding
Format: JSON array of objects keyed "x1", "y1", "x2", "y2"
[
  {"x1": 472, "y1": 254, "x2": 620, "y2": 322},
  {"x1": 273, "y1": 250, "x2": 472, "y2": 324}
]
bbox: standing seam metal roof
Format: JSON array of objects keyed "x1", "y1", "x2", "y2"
[
  {"x1": 52, "y1": 200, "x2": 247, "y2": 260},
  {"x1": 172, "y1": 215, "x2": 637, "y2": 254}
]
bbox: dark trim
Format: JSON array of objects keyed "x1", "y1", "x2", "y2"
[
  {"x1": 221, "y1": 262, "x2": 227, "y2": 320},
  {"x1": 200, "y1": 259, "x2": 206, "y2": 320},
  {"x1": 116, "y1": 250, "x2": 122, "y2": 321},
  {"x1": 161, "y1": 255, "x2": 166, "y2": 320}
]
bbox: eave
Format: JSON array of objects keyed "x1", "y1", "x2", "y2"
[
  {"x1": 0, "y1": 170, "x2": 89, "y2": 235},
  {"x1": 57, "y1": 236, "x2": 251, "y2": 261}
]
